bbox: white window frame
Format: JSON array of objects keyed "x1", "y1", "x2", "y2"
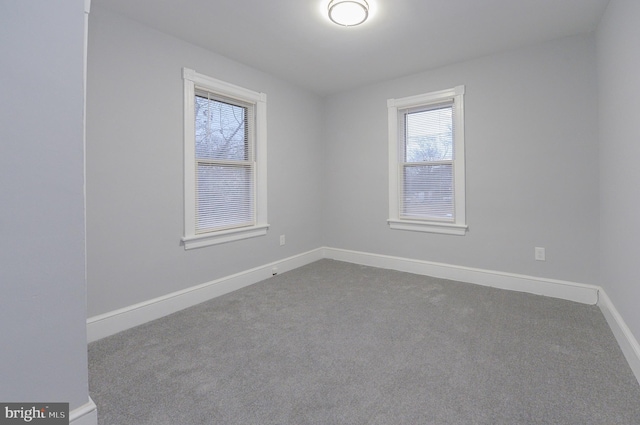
[
  {"x1": 182, "y1": 68, "x2": 268, "y2": 249},
  {"x1": 387, "y1": 85, "x2": 467, "y2": 236}
]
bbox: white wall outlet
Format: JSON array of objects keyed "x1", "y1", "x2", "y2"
[
  {"x1": 535, "y1": 247, "x2": 546, "y2": 261},
  {"x1": 280, "y1": 235, "x2": 285, "y2": 246},
  {"x1": 271, "y1": 266, "x2": 278, "y2": 276}
]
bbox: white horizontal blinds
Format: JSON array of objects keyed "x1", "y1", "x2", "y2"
[
  {"x1": 400, "y1": 100, "x2": 455, "y2": 221},
  {"x1": 194, "y1": 88, "x2": 255, "y2": 233}
]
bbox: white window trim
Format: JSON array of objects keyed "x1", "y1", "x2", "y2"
[
  {"x1": 387, "y1": 85, "x2": 467, "y2": 236},
  {"x1": 182, "y1": 68, "x2": 268, "y2": 249}
]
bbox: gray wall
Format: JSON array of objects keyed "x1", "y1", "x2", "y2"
[
  {"x1": 87, "y1": 7, "x2": 324, "y2": 316},
  {"x1": 597, "y1": 0, "x2": 640, "y2": 345},
  {"x1": 322, "y1": 35, "x2": 600, "y2": 285},
  {"x1": 88, "y1": 4, "x2": 640, "y2": 352},
  {"x1": 0, "y1": 0, "x2": 90, "y2": 409}
]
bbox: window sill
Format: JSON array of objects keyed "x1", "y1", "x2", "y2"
[
  {"x1": 182, "y1": 224, "x2": 270, "y2": 250},
  {"x1": 387, "y1": 219, "x2": 467, "y2": 236}
]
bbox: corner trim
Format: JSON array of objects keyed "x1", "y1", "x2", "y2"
[
  {"x1": 323, "y1": 247, "x2": 599, "y2": 305},
  {"x1": 86, "y1": 248, "x2": 323, "y2": 342},
  {"x1": 70, "y1": 398, "x2": 97, "y2": 425},
  {"x1": 598, "y1": 289, "x2": 640, "y2": 384}
]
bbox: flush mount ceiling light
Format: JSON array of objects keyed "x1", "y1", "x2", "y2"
[{"x1": 328, "y1": 0, "x2": 369, "y2": 27}]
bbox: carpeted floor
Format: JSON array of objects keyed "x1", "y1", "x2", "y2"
[{"x1": 89, "y1": 260, "x2": 640, "y2": 424}]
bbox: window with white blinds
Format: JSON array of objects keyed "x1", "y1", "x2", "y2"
[
  {"x1": 182, "y1": 68, "x2": 268, "y2": 249},
  {"x1": 387, "y1": 86, "x2": 467, "y2": 235},
  {"x1": 195, "y1": 91, "x2": 254, "y2": 233}
]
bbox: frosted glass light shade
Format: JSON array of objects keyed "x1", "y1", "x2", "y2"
[{"x1": 328, "y1": 0, "x2": 369, "y2": 26}]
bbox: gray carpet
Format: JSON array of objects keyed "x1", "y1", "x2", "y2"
[{"x1": 89, "y1": 259, "x2": 640, "y2": 424}]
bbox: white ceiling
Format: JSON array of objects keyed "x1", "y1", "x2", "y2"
[{"x1": 93, "y1": 0, "x2": 610, "y2": 96}]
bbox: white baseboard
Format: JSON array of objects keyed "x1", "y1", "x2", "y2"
[
  {"x1": 323, "y1": 247, "x2": 599, "y2": 305},
  {"x1": 70, "y1": 398, "x2": 97, "y2": 425},
  {"x1": 598, "y1": 289, "x2": 640, "y2": 385},
  {"x1": 87, "y1": 248, "x2": 323, "y2": 342},
  {"x1": 88, "y1": 246, "x2": 598, "y2": 343},
  {"x1": 324, "y1": 247, "x2": 640, "y2": 385},
  {"x1": 86, "y1": 245, "x2": 639, "y2": 386}
]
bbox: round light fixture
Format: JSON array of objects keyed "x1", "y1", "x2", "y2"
[{"x1": 328, "y1": 0, "x2": 369, "y2": 27}]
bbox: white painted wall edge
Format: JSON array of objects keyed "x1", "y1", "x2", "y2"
[
  {"x1": 70, "y1": 398, "x2": 97, "y2": 425},
  {"x1": 598, "y1": 289, "x2": 640, "y2": 385},
  {"x1": 322, "y1": 247, "x2": 600, "y2": 305},
  {"x1": 86, "y1": 248, "x2": 324, "y2": 342}
]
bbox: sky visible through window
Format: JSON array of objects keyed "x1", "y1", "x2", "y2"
[
  {"x1": 195, "y1": 95, "x2": 248, "y2": 161},
  {"x1": 405, "y1": 106, "x2": 453, "y2": 163}
]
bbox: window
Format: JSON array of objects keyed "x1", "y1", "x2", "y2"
[
  {"x1": 182, "y1": 68, "x2": 268, "y2": 249},
  {"x1": 387, "y1": 86, "x2": 467, "y2": 235}
]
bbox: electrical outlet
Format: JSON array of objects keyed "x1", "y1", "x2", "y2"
[
  {"x1": 280, "y1": 235, "x2": 285, "y2": 246},
  {"x1": 272, "y1": 267, "x2": 278, "y2": 276},
  {"x1": 535, "y1": 247, "x2": 546, "y2": 261}
]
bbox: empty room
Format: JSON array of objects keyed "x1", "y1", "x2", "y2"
[{"x1": 2, "y1": 0, "x2": 640, "y2": 424}]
